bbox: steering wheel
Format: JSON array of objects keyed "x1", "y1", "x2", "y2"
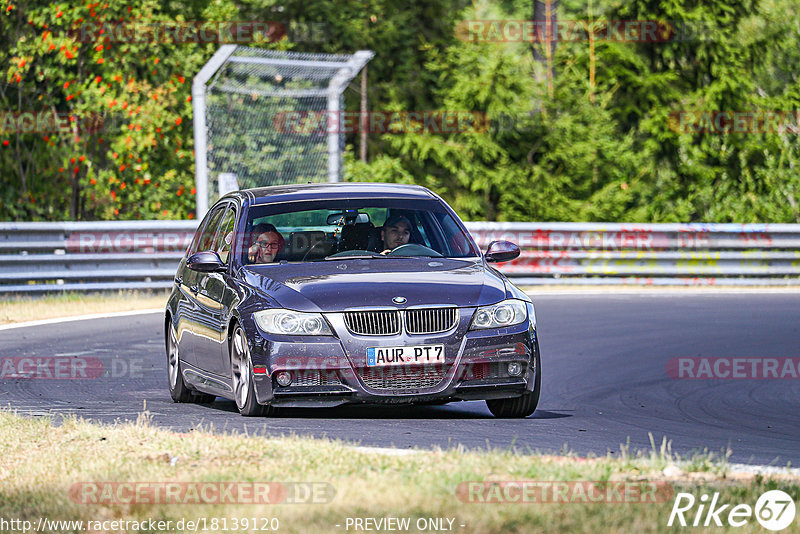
[
  {"x1": 385, "y1": 243, "x2": 443, "y2": 257},
  {"x1": 301, "y1": 239, "x2": 334, "y2": 262}
]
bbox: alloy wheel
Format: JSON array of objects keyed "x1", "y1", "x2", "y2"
[
  {"x1": 231, "y1": 327, "x2": 251, "y2": 410},
  {"x1": 168, "y1": 324, "x2": 180, "y2": 390}
]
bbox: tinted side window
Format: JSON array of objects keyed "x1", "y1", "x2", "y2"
[
  {"x1": 194, "y1": 207, "x2": 225, "y2": 254},
  {"x1": 214, "y1": 207, "x2": 236, "y2": 264},
  {"x1": 434, "y1": 211, "x2": 477, "y2": 256},
  {"x1": 187, "y1": 223, "x2": 205, "y2": 255}
]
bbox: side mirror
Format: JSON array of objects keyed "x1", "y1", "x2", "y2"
[
  {"x1": 485, "y1": 240, "x2": 520, "y2": 263},
  {"x1": 187, "y1": 251, "x2": 225, "y2": 272}
]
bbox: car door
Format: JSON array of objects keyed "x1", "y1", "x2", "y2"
[
  {"x1": 183, "y1": 205, "x2": 225, "y2": 370},
  {"x1": 174, "y1": 218, "x2": 207, "y2": 368},
  {"x1": 193, "y1": 204, "x2": 237, "y2": 376}
]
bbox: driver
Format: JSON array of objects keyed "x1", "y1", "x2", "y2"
[
  {"x1": 380, "y1": 215, "x2": 412, "y2": 254},
  {"x1": 248, "y1": 223, "x2": 285, "y2": 263}
]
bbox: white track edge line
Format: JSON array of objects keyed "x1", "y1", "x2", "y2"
[
  {"x1": 524, "y1": 288, "x2": 800, "y2": 296},
  {"x1": 0, "y1": 308, "x2": 163, "y2": 331},
  {"x1": 345, "y1": 445, "x2": 800, "y2": 474}
]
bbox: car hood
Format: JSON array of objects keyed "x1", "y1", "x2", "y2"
[{"x1": 242, "y1": 258, "x2": 506, "y2": 312}]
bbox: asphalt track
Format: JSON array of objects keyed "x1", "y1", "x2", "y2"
[{"x1": 1, "y1": 293, "x2": 799, "y2": 466}]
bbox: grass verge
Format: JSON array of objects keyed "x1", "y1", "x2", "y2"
[
  {"x1": 0, "y1": 410, "x2": 797, "y2": 533},
  {"x1": 0, "y1": 290, "x2": 169, "y2": 325}
]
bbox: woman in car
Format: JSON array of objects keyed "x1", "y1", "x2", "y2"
[{"x1": 247, "y1": 223, "x2": 285, "y2": 263}]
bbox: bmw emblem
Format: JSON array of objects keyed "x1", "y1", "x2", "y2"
[{"x1": 392, "y1": 296, "x2": 407, "y2": 304}]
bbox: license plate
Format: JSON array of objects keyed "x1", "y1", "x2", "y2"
[{"x1": 366, "y1": 344, "x2": 445, "y2": 367}]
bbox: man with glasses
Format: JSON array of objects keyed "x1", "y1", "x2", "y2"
[{"x1": 247, "y1": 223, "x2": 285, "y2": 263}]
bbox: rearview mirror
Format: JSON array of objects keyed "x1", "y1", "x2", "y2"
[
  {"x1": 326, "y1": 212, "x2": 371, "y2": 225},
  {"x1": 187, "y1": 251, "x2": 225, "y2": 272},
  {"x1": 485, "y1": 240, "x2": 520, "y2": 263}
]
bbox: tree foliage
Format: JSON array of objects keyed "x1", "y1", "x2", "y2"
[
  {"x1": 1, "y1": 0, "x2": 798, "y2": 222},
  {"x1": 346, "y1": 0, "x2": 800, "y2": 222}
]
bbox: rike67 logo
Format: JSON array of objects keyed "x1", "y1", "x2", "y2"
[{"x1": 668, "y1": 490, "x2": 796, "y2": 531}]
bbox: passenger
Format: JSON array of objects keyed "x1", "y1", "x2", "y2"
[
  {"x1": 380, "y1": 215, "x2": 412, "y2": 254},
  {"x1": 248, "y1": 223, "x2": 285, "y2": 263}
]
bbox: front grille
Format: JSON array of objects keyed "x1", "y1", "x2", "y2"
[
  {"x1": 358, "y1": 365, "x2": 447, "y2": 390},
  {"x1": 467, "y1": 362, "x2": 492, "y2": 380},
  {"x1": 344, "y1": 310, "x2": 400, "y2": 336},
  {"x1": 405, "y1": 307, "x2": 458, "y2": 334},
  {"x1": 291, "y1": 370, "x2": 341, "y2": 387}
]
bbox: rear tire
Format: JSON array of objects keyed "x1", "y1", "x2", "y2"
[
  {"x1": 167, "y1": 321, "x2": 216, "y2": 404},
  {"x1": 486, "y1": 343, "x2": 541, "y2": 418},
  {"x1": 231, "y1": 325, "x2": 277, "y2": 417}
]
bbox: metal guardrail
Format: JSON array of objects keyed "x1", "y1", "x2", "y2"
[
  {"x1": 468, "y1": 222, "x2": 800, "y2": 286},
  {"x1": 0, "y1": 221, "x2": 197, "y2": 293},
  {"x1": 1, "y1": 221, "x2": 799, "y2": 293}
]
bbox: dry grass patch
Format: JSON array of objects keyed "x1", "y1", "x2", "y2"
[
  {"x1": 0, "y1": 290, "x2": 169, "y2": 325},
  {"x1": 0, "y1": 410, "x2": 797, "y2": 533}
]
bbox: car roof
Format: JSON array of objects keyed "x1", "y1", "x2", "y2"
[{"x1": 224, "y1": 182, "x2": 438, "y2": 206}]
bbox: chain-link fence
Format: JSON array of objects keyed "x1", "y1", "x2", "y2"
[{"x1": 192, "y1": 46, "x2": 373, "y2": 216}]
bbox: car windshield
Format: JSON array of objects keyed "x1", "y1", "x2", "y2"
[{"x1": 242, "y1": 198, "x2": 478, "y2": 264}]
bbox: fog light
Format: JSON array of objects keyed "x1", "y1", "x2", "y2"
[
  {"x1": 275, "y1": 371, "x2": 292, "y2": 387},
  {"x1": 507, "y1": 362, "x2": 523, "y2": 376}
]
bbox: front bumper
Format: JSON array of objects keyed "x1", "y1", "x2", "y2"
[{"x1": 246, "y1": 308, "x2": 538, "y2": 408}]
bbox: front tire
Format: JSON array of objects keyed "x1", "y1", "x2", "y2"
[
  {"x1": 231, "y1": 325, "x2": 276, "y2": 417},
  {"x1": 485, "y1": 344, "x2": 541, "y2": 418}
]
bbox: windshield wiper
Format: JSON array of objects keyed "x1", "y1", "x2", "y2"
[{"x1": 386, "y1": 254, "x2": 439, "y2": 258}]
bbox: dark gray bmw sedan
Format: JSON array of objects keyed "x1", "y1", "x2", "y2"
[{"x1": 165, "y1": 183, "x2": 540, "y2": 417}]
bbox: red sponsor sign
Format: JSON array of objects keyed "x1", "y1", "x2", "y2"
[
  {"x1": 0, "y1": 357, "x2": 104, "y2": 379},
  {"x1": 456, "y1": 481, "x2": 674, "y2": 503},
  {"x1": 66, "y1": 231, "x2": 194, "y2": 253},
  {"x1": 667, "y1": 357, "x2": 800, "y2": 379}
]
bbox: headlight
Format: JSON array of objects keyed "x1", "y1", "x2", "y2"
[
  {"x1": 469, "y1": 299, "x2": 528, "y2": 330},
  {"x1": 254, "y1": 309, "x2": 332, "y2": 335}
]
